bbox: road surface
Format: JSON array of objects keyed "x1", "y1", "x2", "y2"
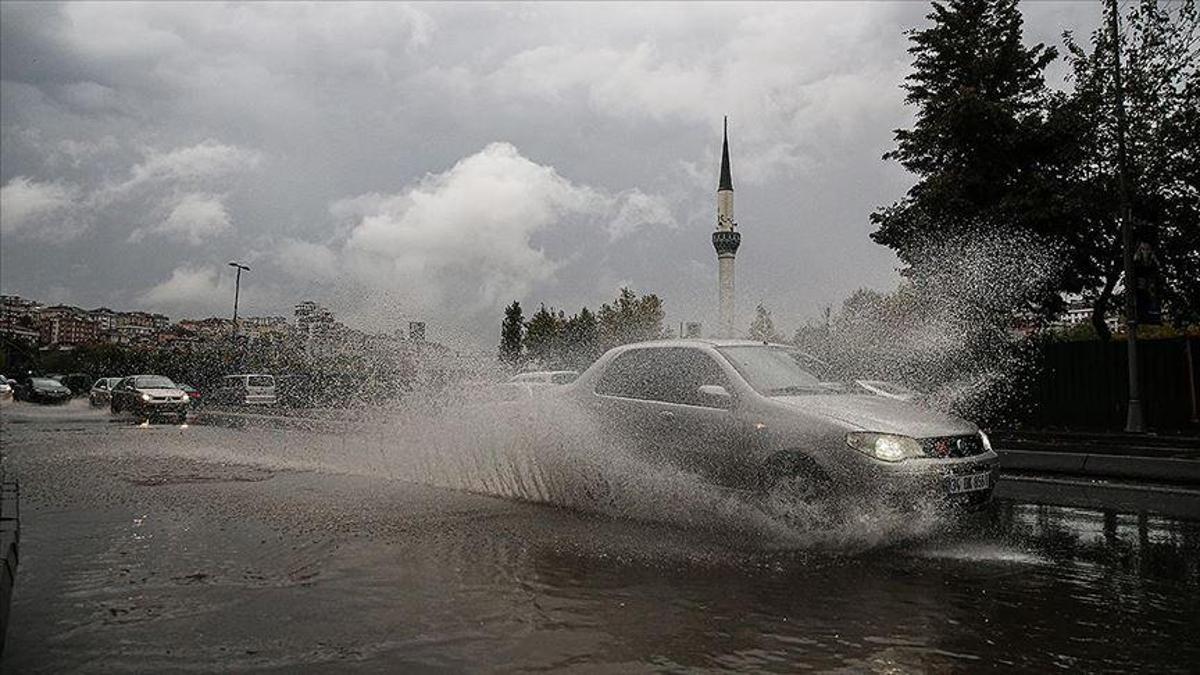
[{"x1": 2, "y1": 401, "x2": 1198, "y2": 672}]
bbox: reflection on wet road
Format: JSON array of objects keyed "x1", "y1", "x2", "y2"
[{"x1": 2, "y1": 402, "x2": 1198, "y2": 672}]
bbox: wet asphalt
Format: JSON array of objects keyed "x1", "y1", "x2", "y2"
[{"x1": 1, "y1": 401, "x2": 1198, "y2": 673}]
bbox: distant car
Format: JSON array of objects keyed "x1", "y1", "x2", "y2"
[
  {"x1": 553, "y1": 340, "x2": 998, "y2": 508},
  {"x1": 853, "y1": 380, "x2": 923, "y2": 402},
  {"x1": 178, "y1": 383, "x2": 202, "y2": 407},
  {"x1": 59, "y1": 373, "x2": 93, "y2": 397},
  {"x1": 0, "y1": 378, "x2": 12, "y2": 403},
  {"x1": 89, "y1": 377, "x2": 124, "y2": 407},
  {"x1": 14, "y1": 377, "x2": 73, "y2": 404},
  {"x1": 110, "y1": 375, "x2": 190, "y2": 423},
  {"x1": 508, "y1": 370, "x2": 580, "y2": 385},
  {"x1": 216, "y1": 374, "x2": 276, "y2": 406}
]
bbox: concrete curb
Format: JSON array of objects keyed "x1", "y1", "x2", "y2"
[
  {"x1": 0, "y1": 481, "x2": 19, "y2": 655},
  {"x1": 999, "y1": 449, "x2": 1200, "y2": 486}
]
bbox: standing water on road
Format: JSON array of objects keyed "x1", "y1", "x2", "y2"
[{"x1": 2, "y1": 404, "x2": 1198, "y2": 672}]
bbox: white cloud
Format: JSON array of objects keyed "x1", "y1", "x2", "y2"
[
  {"x1": 276, "y1": 238, "x2": 340, "y2": 280},
  {"x1": 138, "y1": 265, "x2": 229, "y2": 311},
  {"x1": 0, "y1": 176, "x2": 81, "y2": 240},
  {"x1": 114, "y1": 140, "x2": 262, "y2": 195},
  {"x1": 340, "y1": 142, "x2": 609, "y2": 314},
  {"x1": 130, "y1": 193, "x2": 232, "y2": 245},
  {"x1": 607, "y1": 189, "x2": 676, "y2": 241}
]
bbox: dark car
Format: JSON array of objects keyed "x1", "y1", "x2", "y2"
[
  {"x1": 14, "y1": 377, "x2": 73, "y2": 404},
  {"x1": 59, "y1": 372, "x2": 93, "y2": 397},
  {"x1": 110, "y1": 375, "x2": 190, "y2": 423},
  {"x1": 178, "y1": 383, "x2": 202, "y2": 407}
]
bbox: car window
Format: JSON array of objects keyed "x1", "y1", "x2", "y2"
[
  {"x1": 717, "y1": 346, "x2": 838, "y2": 396},
  {"x1": 248, "y1": 375, "x2": 274, "y2": 387},
  {"x1": 134, "y1": 375, "x2": 176, "y2": 388},
  {"x1": 93, "y1": 379, "x2": 108, "y2": 390},
  {"x1": 551, "y1": 372, "x2": 577, "y2": 384},
  {"x1": 596, "y1": 348, "x2": 730, "y2": 407}
]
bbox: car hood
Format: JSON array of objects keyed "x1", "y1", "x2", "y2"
[
  {"x1": 772, "y1": 394, "x2": 976, "y2": 438},
  {"x1": 35, "y1": 384, "x2": 71, "y2": 393},
  {"x1": 136, "y1": 388, "x2": 186, "y2": 397}
]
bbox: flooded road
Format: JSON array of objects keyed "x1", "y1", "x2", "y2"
[{"x1": 2, "y1": 402, "x2": 1198, "y2": 672}]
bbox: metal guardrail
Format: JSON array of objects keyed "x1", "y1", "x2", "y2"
[{"x1": 0, "y1": 480, "x2": 19, "y2": 655}]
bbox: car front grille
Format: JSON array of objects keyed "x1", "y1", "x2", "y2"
[{"x1": 919, "y1": 434, "x2": 987, "y2": 459}]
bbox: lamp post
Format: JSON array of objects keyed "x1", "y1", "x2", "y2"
[
  {"x1": 1107, "y1": 0, "x2": 1143, "y2": 432},
  {"x1": 227, "y1": 261, "x2": 250, "y2": 337}
]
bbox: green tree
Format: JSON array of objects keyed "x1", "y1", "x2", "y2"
[
  {"x1": 524, "y1": 304, "x2": 566, "y2": 368},
  {"x1": 747, "y1": 303, "x2": 783, "y2": 342},
  {"x1": 1060, "y1": 0, "x2": 1200, "y2": 336},
  {"x1": 597, "y1": 287, "x2": 665, "y2": 350},
  {"x1": 871, "y1": 0, "x2": 1066, "y2": 314},
  {"x1": 498, "y1": 301, "x2": 525, "y2": 367},
  {"x1": 562, "y1": 306, "x2": 600, "y2": 368}
]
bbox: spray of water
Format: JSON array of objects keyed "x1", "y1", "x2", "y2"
[{"x1": 805, "y1": 230, "x2": 1061, "y2": 424}]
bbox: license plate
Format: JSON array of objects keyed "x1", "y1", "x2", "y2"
[{"x1": 947, "y1": 472, "x2": 990, "y2": 494}]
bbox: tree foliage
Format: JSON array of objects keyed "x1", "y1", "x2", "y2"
[
  {"x1": 873, "y1": 0, "x2": 1200, "y2": 337},
  {"x1": 1060, "y1": 0, "x2": 1200, "y2": 334},
  {"x1": 498, "y1": 300, "x2": 524, "y2": 367},
  {"x1": 597, "y1": 287, "x2": 666, "y2": 351},
  {"x1": 747, "y1": 303, "x2": 783, "y2": 342}
]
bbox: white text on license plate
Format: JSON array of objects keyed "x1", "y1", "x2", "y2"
[{"x1": 947, "y1": 472, "x2": 990, "y2": 494}]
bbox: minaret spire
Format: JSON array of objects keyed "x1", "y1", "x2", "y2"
[
  {"x1": 712, "y1": 116, "x2": 741, "y2": 337},
  {"x1": 719, "y1": 115, "x2": 733, "y2": 192}
]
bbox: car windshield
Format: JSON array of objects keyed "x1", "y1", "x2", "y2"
[
  {"x1": 717, "y1": 346, "x2": 838, "y2": 396},
  {"x1": 31, "y1": 378, "x2": 61, "y2": 387},
  {"x1": 134, "y1": 375, "x2": 176, "y2": 389}
]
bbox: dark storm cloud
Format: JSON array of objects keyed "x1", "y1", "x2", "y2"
[{"x1": 0, "y1": 1, "x2": 1099, "y2": 345}]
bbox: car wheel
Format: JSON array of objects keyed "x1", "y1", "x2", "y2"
[{"x1": 758, "y1": 452, "x2": 832, "y2": 505}]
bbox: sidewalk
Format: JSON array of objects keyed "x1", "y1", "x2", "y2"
[{"x1": 992, "y1": 429, "x2": 1200, "y2": 487}]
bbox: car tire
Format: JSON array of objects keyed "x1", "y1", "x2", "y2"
[{"x1": 758, "y1": 452, "x2": 832, "y2": 504}]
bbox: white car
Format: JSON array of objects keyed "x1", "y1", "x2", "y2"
[
  {"x1": 89, "y1": 377, "x2": 124, "y2": 407},
  {"x1": 853, "y1": 380, "x2": 923, "y2": 402},
  {"x1": 0, "y1": 377, "x2": 12, "y2": 403},
  {"x1": 217, "y1": 374, "x2": 276, "y2": 406},
  {"x1": 508, "y1": 370, "x2": 579, "y2": 385},
  {"x1": 554, "y1": 340, "x2": 998, "y2": 508}
]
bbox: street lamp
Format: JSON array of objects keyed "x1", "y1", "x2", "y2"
[{"x1": 227, "y1": 261, "x2": 251, "y2": 336}]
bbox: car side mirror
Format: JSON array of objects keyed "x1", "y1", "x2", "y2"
[{"x1": 697, "y1": 384, "x2": 731, "y2": 400}]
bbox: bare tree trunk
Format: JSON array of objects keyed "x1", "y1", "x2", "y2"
[{"x1": 1092, "y1": 262, "x2": 1121, "y2": 341}]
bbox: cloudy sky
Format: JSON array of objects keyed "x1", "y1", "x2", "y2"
[{"x1": 0, "y1": 1, "x2": 1101, "y2": 347}]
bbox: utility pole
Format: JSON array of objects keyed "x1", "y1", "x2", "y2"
[
  {"x1": 1108, "y1": 0, "x2": 1143, "y2": 432},
  {"x1": 227, "y1": 261, "x2": 251, "y2": 338}
]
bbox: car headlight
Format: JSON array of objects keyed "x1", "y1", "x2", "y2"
[
  {"x1": 141, "y1": 393, "x2": 151, "y2": 401},
  {"x1": 979, "y1": 430, "x2": 993, "y2": 453},
  {"x1": 845, "y1": 432, "x2": 924, "y2": 462}
]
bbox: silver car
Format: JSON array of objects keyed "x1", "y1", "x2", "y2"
[
  {"x1": 89, "y1": 377, "x2": 124, "y2": 407},
  {"x1": 561, "y1": 340, "x2": 998, "y2": 508}
]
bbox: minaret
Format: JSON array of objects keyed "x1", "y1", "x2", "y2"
[{"x1": 712, "y1": 116, "x2": 741, "y2": 338}]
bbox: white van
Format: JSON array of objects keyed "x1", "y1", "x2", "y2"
[{"x1": 219, "y1": 374, "x2": 276, "y2": 406}]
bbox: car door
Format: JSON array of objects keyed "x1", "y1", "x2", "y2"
[
  {"x1": 591, "y1": 349, "x2": 676, "y2": 464},
  {"x1": 643, "y1": 348, "x2": 745, "y2": 486}
]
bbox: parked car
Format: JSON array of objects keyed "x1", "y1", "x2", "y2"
[
  {"x1": 216, "y1": 374, "x2": 276, "y2": 406},
  {"x1": 110, "y1": 375, "x2": 190, "y2": 423},
  {"x1": 0, "y1": 378, "x2": 12, "y2": 403},
  {"x1": 89, "y1": 377, "x2": 124, "y2": 407},
  {"x1": 554, "y1": 340, "x2": 998, "y2": 508},
  {"x1": 509, "y1": 370, "x2": 580, "y2": 385},
  {"x1": 178, "y1": 383, "x2": 202, "y2": 407},
  {"x1": 59, "y1": 372, "x2": 93, "y2": 397},
  {"x1": 13, "y1": 376, "x2": 73, "y2": 404}
]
